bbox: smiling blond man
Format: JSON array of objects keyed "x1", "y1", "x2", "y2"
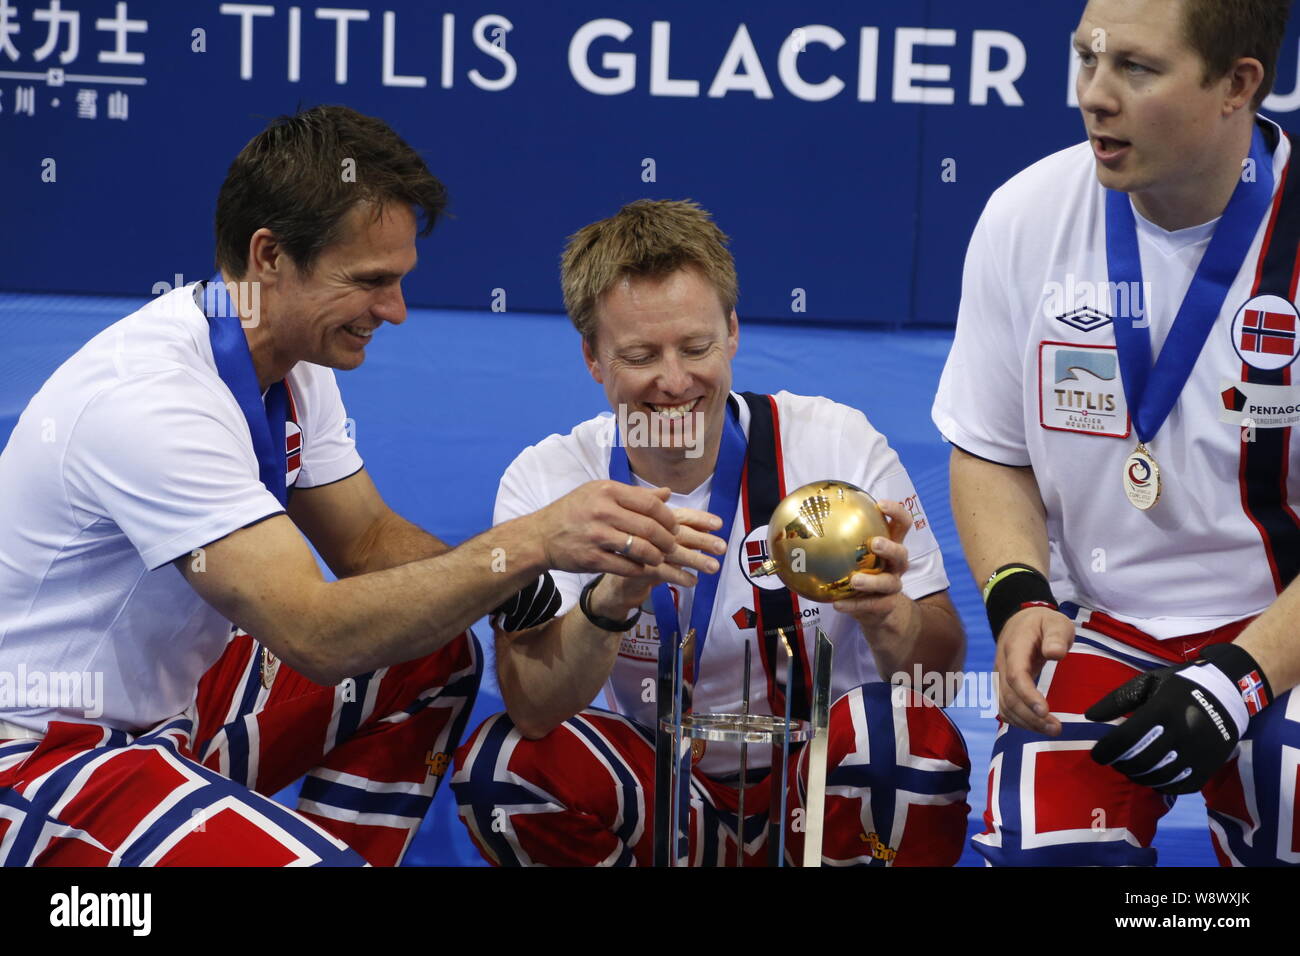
[
  {"x1": 934, "y1": 0, "x2": 1300, "y2": 865},
  {"x1": 453, "y1": 200, "x2": 970, "y2": 867}
]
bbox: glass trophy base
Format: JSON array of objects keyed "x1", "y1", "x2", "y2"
[{"x1": 659, "y1": 712, "x2": 811, "y2": 745}]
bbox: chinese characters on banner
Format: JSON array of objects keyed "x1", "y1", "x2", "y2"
[{"x1": 0, "y1": 1, "x2": 143, "y2": 119}]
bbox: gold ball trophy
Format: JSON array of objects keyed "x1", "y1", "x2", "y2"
[
  {"x1": 655, "y1": 480, "x2": 886, "y2": 866},
  {"x1": 755, "y1": 479, "x2": 890, "y2": 600}
]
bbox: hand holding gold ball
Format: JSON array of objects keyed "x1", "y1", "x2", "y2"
[{"x1": 752, "y1": 480, "x2": 898, "y2": 602}]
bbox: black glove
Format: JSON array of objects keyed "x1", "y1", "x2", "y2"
[
  {"x1": 1086, "y1": 643, "x2": 1272, "y2": 794},
  {"x1": 492, "y1": 571, "x2": 562, "y2": 632}
]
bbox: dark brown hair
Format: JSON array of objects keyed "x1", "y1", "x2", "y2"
[
  {"x1": 215, "y1": 105, "x2": 447, "y2": 276},
  {"x1": 561, "y1": 199, "x2": 738, "y2": 344},
  {"x1": 1181, "y1": 0, "x2": 1292, "y2": 109}
]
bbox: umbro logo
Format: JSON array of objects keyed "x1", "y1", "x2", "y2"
[{"x1": 1055, "y1": 307, "x2": 1113, "y2": 333}]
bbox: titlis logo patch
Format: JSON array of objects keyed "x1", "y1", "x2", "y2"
[{"x1": 1055, "y1": 307, "x2": 1113, "y2": 333}]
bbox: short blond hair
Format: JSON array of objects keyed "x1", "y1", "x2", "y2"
[{"x1": 561, "y1": 199, "x2": 739, "y2": 343}]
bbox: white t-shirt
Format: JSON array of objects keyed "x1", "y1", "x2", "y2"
[
  {"x1": 0, "y1": 284, "x2": 362, "y2": 732},
  {"x1": 932, "y1": 121, "x2": 1297, "y2": 638},
  {"x1": 495, "y1": 391, "x2": 949, "y2": 775}
]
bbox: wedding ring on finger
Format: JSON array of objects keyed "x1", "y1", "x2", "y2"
[{"x1": 617, "y1": 534, "x2": 635, "y2": 557}]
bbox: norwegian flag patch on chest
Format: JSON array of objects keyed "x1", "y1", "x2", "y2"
[{"x1": 1231, "y1": 295, "x2": 1299, "y2": 371}]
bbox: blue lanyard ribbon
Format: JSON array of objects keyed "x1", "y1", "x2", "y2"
[
  {"x1": 202, "y1": 275, "x2": 290, "y2": 508},
  {"x1": 1106, "y1": 124, "x2": 1274, "y2": 444},
  {"x1": 608, "y1": 400, "x2": 747, "y2": 669}
]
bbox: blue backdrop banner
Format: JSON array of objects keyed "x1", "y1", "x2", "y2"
[{"x1": 4, "y1": 0, "x2": 1300, "y2": 325}]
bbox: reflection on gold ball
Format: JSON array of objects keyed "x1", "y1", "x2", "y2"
[{"x1": 764, "y1": 480, "x2": 889, "y2": 603}]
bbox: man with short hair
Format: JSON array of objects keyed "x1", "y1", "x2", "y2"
[
  {"x1": 934, "y1": 0, "x2": 1300, "y2": 865},
  {"x1": 453, "y1": 199, "x2": 971, "y2": 867},
  {"x1": 0, "y1": 106, "x2": 704, "y2": 866}
]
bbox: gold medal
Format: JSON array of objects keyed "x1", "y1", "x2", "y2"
[{"x1": 1122, "y1": 442, "x2": 1161, "y2": 510}]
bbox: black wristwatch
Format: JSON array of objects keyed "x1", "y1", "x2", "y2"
[{"x1": 578, "y1": 574, "x2": 642, "y2": 632}]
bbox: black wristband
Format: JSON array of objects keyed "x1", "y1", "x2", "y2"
[
  {"x1": 983, "y1": 563, "x2": 1057, "y2": 640},
  {"x1": 493, "y1": 571, "x2": 562, "y2": 632},
  {"x1": 578, "y1": 574, "x2": 642, "y2": 632}
]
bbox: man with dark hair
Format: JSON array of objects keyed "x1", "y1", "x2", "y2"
[
  {"x1": 453, "y1": 200, "x2": 971, "y2": 867},
  {"x1": 214, "y1": 106, "x2": 448, "y2": 280},
  {"x1": 934, "y1": 0, "x2": 1300, "y2": 865},
  {"x1": 0, "y1": 107, "x2": 708, "y2": 866}
]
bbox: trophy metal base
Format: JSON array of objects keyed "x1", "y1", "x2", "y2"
[
  {"x1": 654, "y1": 627, "x2": 833, "y2": 867},
  {"x1": 659, "y1": 712, "x2": 811, "y2": 745}
]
